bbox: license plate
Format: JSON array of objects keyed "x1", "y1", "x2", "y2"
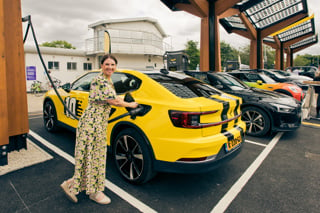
[{"x1": 225, "y1": 136, "x2": 242, "y2": 152}]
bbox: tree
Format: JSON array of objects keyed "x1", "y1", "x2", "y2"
[
  {"x1": 185, "y1": 40, "x2": 200, "y2": 70},
  {"x1": 220, "y1": 41, "x2": 239, "y2": 68},
  {"x1": 264, "y1": 45, "x2": 275, "y2": 69},
  {"x1": 294, "y1": 54, "x2": 314, "y2": 66},
  {"x1": 41, "y1": 40, "x2": 76, "y2": 49}
]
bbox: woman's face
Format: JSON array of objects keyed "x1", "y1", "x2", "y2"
[{"x1": 101, "y1": 58, "x2": 117, "y2": 78}]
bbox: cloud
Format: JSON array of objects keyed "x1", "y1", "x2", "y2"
[{"x1": 21, "y1": 0, "x2": 319, "y2": 55}]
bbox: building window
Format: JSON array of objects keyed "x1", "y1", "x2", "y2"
[
  {"x1": 83, "y1": 63, "x2": 92, "y2": 71},
  {"x1": 67, "y1": 62, "x2": 77, "y2": 70},
  {"x1": 48, "y1": 61, "x2": 59, "y2": 70}
]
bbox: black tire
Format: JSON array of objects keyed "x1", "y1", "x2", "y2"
[
  {"x1": 112, "y1": 128, "x2": 156, "y2": 184},
  {"x1": 241, "y1": 106, "x2": 270, "y2": 137},
  {"x1": 43, "y1": 101, "x2": 60, "y2": 132}
]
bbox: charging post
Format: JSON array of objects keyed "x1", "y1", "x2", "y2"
[{"x1": 0, "y1": 0, "x2": 29, "y2": 165}]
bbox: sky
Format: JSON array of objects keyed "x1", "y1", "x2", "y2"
[{"x1": 21, "y1": 0, "x2": 320, "y2": 55}]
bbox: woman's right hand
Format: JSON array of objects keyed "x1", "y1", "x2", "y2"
[{"x1": 128, "y1": 102, "x2": 139, "y2": 108}]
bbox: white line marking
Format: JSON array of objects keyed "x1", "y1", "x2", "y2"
[
  {"x1": 211, "y1": 132, "x2": 284, "y2": 213},
  {"x1": 28, "y1": 130, "x2": 157, "y2": 213},
  {"x1": 10, "y1": 180, "x2": 31, "y2": 213},
  {"x1": 28, "y1": 116, "x2": 43, "y2": 120},
  {"x1": 245, "y1": 139, "x2": 267, "y2": 147}
]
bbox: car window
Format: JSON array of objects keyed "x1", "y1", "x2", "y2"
[
  {"x1": 264, "y1": 70, "x2": 286, "y2": 80},
  {"x1": 147, "y1": 73, "x2": 221, "y2": 98},
  {"x1": 111, "y1": 73, "x2": 141, "y2": 94},
  {"x1": 71, "y1": 72, "x2": 141, "y2": 94},
  {"x1": 244, "y1": 73, "x2": 276, "y2": 83},
  {"x1": 243, "y1": 73, "x2": 262, "y2": 82},
  {"x1": 185, "y1": 72, "x2": 210, "y2": 84},
  {"x1": 71, "y1": 72, "x2": 99, "y2": 91},
  {"x1": 212, "y1": 74, "x2": 248, "y2": 90}
]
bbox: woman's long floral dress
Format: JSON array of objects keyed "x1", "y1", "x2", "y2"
[{"x1": 72, "y1": 72, "x2": 116, "y2": 195}]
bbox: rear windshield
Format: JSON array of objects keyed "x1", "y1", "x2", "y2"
[{"x1": 146, "y1": 73, "x2": 221, "y2": 98}]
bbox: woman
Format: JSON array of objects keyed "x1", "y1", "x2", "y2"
[{"x1": 60, "y1": 54, "x2": 138, "y2": 204}]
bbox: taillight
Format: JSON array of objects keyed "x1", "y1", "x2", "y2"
[{"x1": 169, "y1": 110, "x2": 218, "y2": 128}]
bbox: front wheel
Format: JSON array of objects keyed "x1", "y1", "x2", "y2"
[
  {"x1": 112, "y1": 128, "x2": 156, "y2": 184},
  {"x1": 242, "y1": 106, "x2": 270, "y2": 137},
  {"x1": 43, "y1": 101, "x2": 60, "y2": 132}
]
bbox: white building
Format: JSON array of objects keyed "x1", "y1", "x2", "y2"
[{"x1": 25, "y1": 17, "x2": 171, "y2": 91}]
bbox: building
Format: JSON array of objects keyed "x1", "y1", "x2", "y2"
[{"x1": 25, "y1": 17, "x2": 171, "y2": 91}]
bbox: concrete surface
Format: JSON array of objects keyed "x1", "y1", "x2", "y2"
[
  {"x1": 27, "y1": 93, "x2": 44, "y2": 113},
  {"x1": 0, "y1": 93, "x2": 49, "y2": 176},
  {"x1": 0, "y1": 140, "x2": 53, "y2": 176}
]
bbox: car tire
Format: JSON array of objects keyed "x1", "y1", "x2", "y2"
[
  {"x1": 43, "y1": 101, "x2": 60, "y2": 132},
  {"x1": 112, "y1": 128, "x2": 156, "y2": 184},
  {"x1": 241, "y1": 106, "x2": 270, "y2": 137}
]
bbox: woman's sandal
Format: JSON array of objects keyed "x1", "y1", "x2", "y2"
[
  {"x1": 89, "y1": 192, "x2": 111, "y2": 205},
  {"x1": 60, "y1": 180, "x2": 78, "y2": 203}
]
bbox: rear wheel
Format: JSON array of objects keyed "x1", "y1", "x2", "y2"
[
  {"x1": 113, "y1": 128, "x2": 155, "y2": 184},
  {"x1": 43, "y1": 101, "x2": 60, "y2": 132},
  {"x1": 242, "y1": 106, "x2": 270, "y2": 137}
]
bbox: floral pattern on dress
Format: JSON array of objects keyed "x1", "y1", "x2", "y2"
[{"x1": 72, "y1": 72, "x2": 116, "y2": 195}]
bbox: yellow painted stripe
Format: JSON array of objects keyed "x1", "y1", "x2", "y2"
[
  {"x1": 269, "y1": 13, "x2": 314, "y2": 37},
  {"x1": 302, "y1": 121, "x2": 320, "y2": 128}
]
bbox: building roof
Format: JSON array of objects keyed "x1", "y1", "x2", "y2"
[
  {"x1": 88, "y1": 17, "x2": 167, "y2": 38},
  {"x1": 24, "y1": 45, "x2": 85, "y2": 56}
]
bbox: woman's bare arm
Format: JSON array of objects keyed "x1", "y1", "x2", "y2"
[{"x1": 106, "y1": 97, "x2": 138, "y2": 108}]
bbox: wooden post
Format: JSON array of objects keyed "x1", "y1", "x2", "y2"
[
  {"x1": 0, "y1": 0, "x2": 29, "y2": 165},
  {"x1": 200, "y1": 17, "x2": 210, "y2": 71}
]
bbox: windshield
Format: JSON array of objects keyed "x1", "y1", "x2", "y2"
[
  {"x1": 266, "y1": 70, "x2": 287, "y2": 80},
  {"x1": 273, "y1": 70, "x2": 290, "y2": 76},
  {"x1": 211, "y1": 73, "x2": 249, "y2": 90},
  {"x1": 259, "y1": 74, "x2": 277, "y2": 83}
]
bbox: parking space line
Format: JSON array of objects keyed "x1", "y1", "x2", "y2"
[
  {"x1": 245, "y1": 139, "x2": 267, "y2": 147},
  {"x1": 302, "y1": 121, "x2": 320, "y2": 128},
  {"x1": 211, "y1": 132, "x2": 283, "y2": 213},
  {"x1": 28, "y1": 130, "x2": 157, "y2": 213},
  {"x1": 28, "y1": 116, "x2": 43, "y2": 120}
]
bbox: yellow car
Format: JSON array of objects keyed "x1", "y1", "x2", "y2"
[{"x1": 43, "y1": 69, "x2": 246, "y2": 184}]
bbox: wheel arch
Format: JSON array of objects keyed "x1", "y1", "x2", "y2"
[
  {"x1": 241, "y1": 103, "x2": 274, "y2": 130},
  {"x1": 110, "y1": 121, "x2": 156, "y2": 159},
  {"x1": 274, "y1": 89, "x2": 292, "y2": 97}
]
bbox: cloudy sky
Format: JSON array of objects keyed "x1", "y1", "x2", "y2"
[{"x1": 21, "y1": 0, "x2": 320, "y2": 55}]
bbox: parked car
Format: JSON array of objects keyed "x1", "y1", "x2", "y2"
[
  {"x1": 184, "y1": 71, "x2": 302, "y2": 136},
  {"x1": 270, "y1": 69, "x2": 312, "y2": 91},
  {"x1": 285, "y1": 66, "x2": 318, "y2": 78},
  {"x1": 43, "y1": 69, "x2": 246, "y2": 184},
  {"x1": 228, "y1": 71, "x2": 304, "y2": 101},
  {"x1": 240, "y1": 69, "x2": 311, "y2": 92}
]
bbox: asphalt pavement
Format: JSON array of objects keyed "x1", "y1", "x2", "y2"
[{"x1": 1, "y1": 92, "x2": 320, "y2": 212}]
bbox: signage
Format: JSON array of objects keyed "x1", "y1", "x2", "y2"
[{"x1": 26, "y1": 66, "x2": 36, "y2": 80}]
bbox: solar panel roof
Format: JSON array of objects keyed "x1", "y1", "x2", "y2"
[
  {"x1": 220, "y1": 0, "x2": 308, "y2": 32},
  {"x1": 290, "y1": 34, "x2": 318, "y2": 49}
]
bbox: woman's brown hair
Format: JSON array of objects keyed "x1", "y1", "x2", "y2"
[{"x1": 101, "y1": 54, "x2": 118, "y2": 65}]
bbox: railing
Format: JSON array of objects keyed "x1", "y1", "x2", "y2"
[{"x1": 85, "y1": 34, "x2": 173, "y2": 55}]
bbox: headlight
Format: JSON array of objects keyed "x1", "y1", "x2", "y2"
[
  {"x1": 270, "y1": 103, "x2": 295, "y2": 113},
  {"x1": 288, "y1": 85, "x2": 299, "y2": 93}
]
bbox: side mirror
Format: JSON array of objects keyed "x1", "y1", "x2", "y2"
[
  {"x1": 62, "y1": 83, "x2": 71, "y2": 92},
  {"x1": 256, "y1": 80, "x2": 263, "y2": 85}
]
